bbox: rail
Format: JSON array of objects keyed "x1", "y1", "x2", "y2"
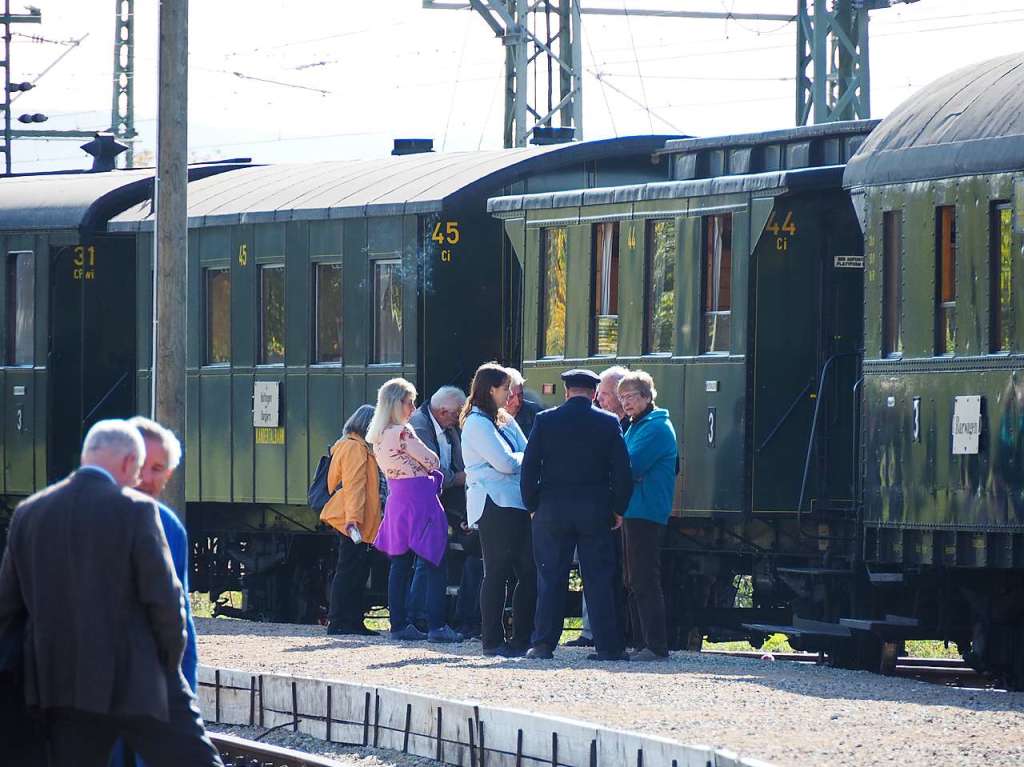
[{"x1": 210, "y1": 732, "x2": 343, "y2": 767}]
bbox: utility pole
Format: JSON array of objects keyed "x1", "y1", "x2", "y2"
[
  {"x1": 0, "y1": 3, "x2": 42, "y2": 174},
  {"x1": 424, "y1": 1, "x2": 921, "y2": 143},
  {"x1": 110, "y1": 0, "x2": 135, "y2": 167},
  {"x1": 153, "y1": 0, "x2": 188, "y2": 519}
]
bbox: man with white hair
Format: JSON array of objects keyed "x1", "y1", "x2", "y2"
[
  {"x1": 505, "y1": 367, "x2": 543, "y2": 437},
  {"x1": 597, "y1": 365, "x2": 631, "y2": 433},
  {"x1": 126, "y1": 418, "x2": 196, "y2": 691},
  {"x1": 0, "y1": 419, "x2": 222, "y2": 766}
]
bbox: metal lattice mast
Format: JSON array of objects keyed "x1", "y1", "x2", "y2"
[
  {"x1": 0, "y1": 4, "x2": 42, "y2": 175},
  {"x1": 111, "y1": 0, "x2": 135, "y2": 167},
  {"x1": 796, "y1": 0, "x2": 869, "y2": 124},
  {"x1": 426, "y1": 1, "x2": 583, "y2": 148}
]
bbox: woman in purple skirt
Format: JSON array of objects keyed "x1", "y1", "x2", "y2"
[{"x1": 367, "y1": 378, "x2": 463, "y2": 644}]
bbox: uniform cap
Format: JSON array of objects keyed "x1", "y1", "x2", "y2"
[{"x1": 560, "y1": 368, "x2": 601, "y2": 388}]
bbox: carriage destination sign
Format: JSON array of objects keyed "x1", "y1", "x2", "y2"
[{"x1": 952, "y1": 395, "x2": 982, "y2": 455}]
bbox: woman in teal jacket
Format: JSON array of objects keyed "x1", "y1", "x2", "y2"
[{"x1": 618, "y1": 370, "x2": 678, "y2": 661}]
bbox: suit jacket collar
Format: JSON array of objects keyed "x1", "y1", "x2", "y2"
[{"x1": 76, "y1": 465, "x2": 118, "y2": 485}]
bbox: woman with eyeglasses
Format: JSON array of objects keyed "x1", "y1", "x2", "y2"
[{"x1": 616, "y1": 370, "x2": 678, "y2": 661}]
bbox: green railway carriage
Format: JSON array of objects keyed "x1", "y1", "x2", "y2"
[
  {"x1": 844, "y1": 53, "x2": 1024, "y2": 683},
  {"x1": 490, "y1": 121, "x2": 875, "y2": 648},
  {"x1": 0, "y1": 164, "x2": 243, "y2": 502},
  {"x1": 95, "y1": 137, "x2": 672, "y2": 621}
]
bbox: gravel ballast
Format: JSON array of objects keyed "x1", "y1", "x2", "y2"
[
  {"x1": 196, "y1": 618, "x2": 1024, "y2": 767},
  {"x1": 209, "y1": 724, "x2": 444, "y2": 766}
]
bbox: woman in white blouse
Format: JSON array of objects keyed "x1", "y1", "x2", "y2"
[{"x1": 459, "y1": 362, "x2": 535, "y2": 657}]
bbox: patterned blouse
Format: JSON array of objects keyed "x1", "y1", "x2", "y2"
[{"x1": 374, "y1": 424, "x2": 440, "y2": 479}]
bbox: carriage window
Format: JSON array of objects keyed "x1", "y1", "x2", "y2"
[
  {"x1": 591, "y1": 222, "x2": 619, "y2": 356},
  {"x1": 935, "y1": 206, "x2": 957, "y2": 355},
  {"x1": 540, "y1": 227, "x2": 567, "y2": 358},
  {"x1": 259, "y1": 265, "x2": 285, "y2": 365},
  {"x1": 645, "y1": 219, "x2": 676, "y2": 354},
  {"x1": 882, "y1": 210, "x2": 903, "y2": 357},
  {"x1": 204, "y1": 267, "x2": 230, "y2": 365},
  {"x1": 372, "y1": 259, "x2": 402, "y2": 364},
  {"x1": 991, "y1": 202, "x2": 1014, "y2": 352},
  {"x1": 5, "y1": 251, "x2": 33, "y2": 366},
  {"x1": 701, "y1": 213, "x2": 732, "y2": 354},
  {"x1": 314, "y1": 262, "x2": 342, "y2": 364}
]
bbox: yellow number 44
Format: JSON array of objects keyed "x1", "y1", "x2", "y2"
[
  {"x1": 431, "y1": 221, "x2": 460, "y2": 245},
  {"x1": 766, "y1": 211, "x2": 797, "y2": 237}
]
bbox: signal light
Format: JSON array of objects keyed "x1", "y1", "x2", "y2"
[{"x1": 17, "y1": 113, "x2": 47, "y2": 124}]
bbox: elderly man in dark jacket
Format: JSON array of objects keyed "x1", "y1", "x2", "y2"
[
  {"x1": 0, "y1": 419, "x2": 222, "y2": 767},
  {"x1": 407, "y1": 386, "x2": 482, "y2": 635},
  {"x1": 521, "y1": 370, "x2": 633, "y2": 661}
]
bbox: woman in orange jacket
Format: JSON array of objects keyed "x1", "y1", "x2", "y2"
[{"x1": 323, "y1": 404, "x2": 383, "y2": 635}]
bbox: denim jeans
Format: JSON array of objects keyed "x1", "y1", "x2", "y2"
[
  {"x1": 407, "y1": 556, "x2": 428, "y2": 624},
  {"x1": 388, "y1": 551, "x2": 447, "y2": 631}
]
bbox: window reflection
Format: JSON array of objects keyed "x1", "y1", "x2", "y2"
[
  {"x1": 314, "y1": 262, "x2": 342, "y2": 364},
  {"x1": 991, "y1": 203, "x2": 1014, "y2": 352},
  {"x1": 702, "y1": 213, "x2": 732, "y2": 353},
  {"x1": 882, "y1": 210, "x2": 903, "y2": 357},
  {"x1": 373, "y1": 259, "x2": 402, "y2": 364},
  {"x1": 591, "y1": 222, "x2": 619, "y2": 356},
  {"x1": 645, "y1": 219, "x2": 675, "y2": 354},
  {"x1": 541, "y1": 227, "x2": 567, "y2": 358},
  {"x1": 5, "y1": 252, "x2": 33, "y2": 366},
  {"x1": 935, "y1": 206, "x2": 957, "y2": 355},
  {"x1": 259, "y1": 265, "x2": 286, "y2": 365},
  {"x1": 205, "y1": 268, "x2": 231, "y2": 365}
]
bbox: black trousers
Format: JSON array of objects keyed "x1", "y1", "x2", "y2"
[
  {"x1": 46, "y1": 671, "x2": 222, "y2": 767},
  {"x1": 328, "y1": 533, "x2": 374, "y2": 629},
  {"x1": 477, "y1": 498, "x2": 536, "y2": 650},
  {"x1": 621, "y1": 517, "x2": 668, "y2": 656}
]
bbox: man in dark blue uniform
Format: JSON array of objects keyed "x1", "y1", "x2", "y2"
[{"x1": 520, "y1": 369, "x2": 633, "y2": 661}]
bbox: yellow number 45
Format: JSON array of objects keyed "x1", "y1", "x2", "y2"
[{"x1": 431, "y1": 221, "x2": 460, "y2": 245}]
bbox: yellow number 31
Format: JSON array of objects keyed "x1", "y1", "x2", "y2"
[{"x1": 431, "y1": 221, "x2": 460, "y2": 245}]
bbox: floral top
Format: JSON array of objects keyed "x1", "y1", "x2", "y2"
[{"x1": 374, "y1": 424, "x2": 440, "y2": 479}]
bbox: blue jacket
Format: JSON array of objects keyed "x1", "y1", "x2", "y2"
[
  {"x1": 623, "y1": 408, "x2": 678, "y2": 525},
  {"x1": 157, "y1": 504, "x2": 197, "y2": 694}
]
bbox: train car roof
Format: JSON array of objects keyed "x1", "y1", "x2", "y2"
[
  {"x1": 0, "y1": 163, "x2": 248, "y2": 232},
  {"x1": 845, "y1": 52, "x2": 1024, "y2": 187},
  {"x1": 107, "y1": 136, "x2": 674, "y2": 231},
  {"x1": 488, "y1": 165, "x2": 845, "y2": 215}
]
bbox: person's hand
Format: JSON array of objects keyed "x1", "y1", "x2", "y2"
[
  {"x1": 460, "y1": 520, "x2": 470, "y2": 532},
  {"x1": 612, "y1": 514, "x2": 623, "y2": 530},
  {"x1": 453, "y1": 470, "x2": 467, "y2": 486}
]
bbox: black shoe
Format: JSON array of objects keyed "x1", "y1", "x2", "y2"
[
  {"x1": 587, "y1": 650, "x2": 630, "y2": 662},
  {"x1": 564, "y1": 635, "x2": 595, "y2": 648},
  {"x1": 525, "y1": 644, "x2": 554, "y2": 660},
  {"x1": 482, "y1": 643, "x2": 526, "y2": 658}
]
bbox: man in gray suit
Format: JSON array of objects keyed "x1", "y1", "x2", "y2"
[{"x1": 0, "y1": 420, "x2": 222, "y2": 767}]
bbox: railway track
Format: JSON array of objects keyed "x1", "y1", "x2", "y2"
[
  {"x1": 210, "y1": 732, "x2": 345, "y2": 767},
  {"x1": 703, "y1": 650, "x2": 998, "y2": 688}
]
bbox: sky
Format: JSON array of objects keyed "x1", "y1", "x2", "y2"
[{"x1": 6, "y1": 1, "x2": 1024, "y2": 172}]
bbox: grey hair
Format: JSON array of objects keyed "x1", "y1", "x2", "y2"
[
  {"x1": 127, "y1": 416, "x2": 183, "y2": 470},
  {"x1": 81, "y1": 419, "x2": 146, "y2": 464},
  {"x1": 618, "y1": 369, "x2": 658, "y2": 402},
  {"x1": 343, "y1": 404, "x2": 376, "y2": 438},
  {"x1": 430, "y1": 385, "x2": 466, "y2": 410},
  {"x1": 600, "y1": 365, "x2": 630, "y2": 385},
  {"x1": 505, "y1": 367, "x2": 526, "y2": 388}
]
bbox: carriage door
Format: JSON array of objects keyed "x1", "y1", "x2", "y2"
[{"x1": 48, "y1": 236, "x2": 137, "y2": 480}]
